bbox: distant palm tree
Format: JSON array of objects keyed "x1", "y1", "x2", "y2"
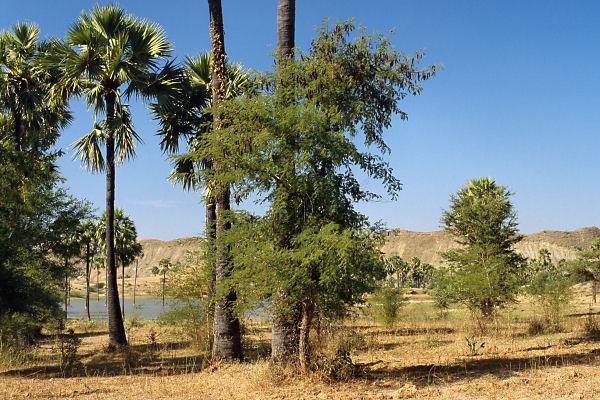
[
  {"x1": 96, "y1": 208, "x2": 143, "y2": 318},
  {"x1": 81, "y1": 219, "x2": 99, "y2": 321},
  {"x1": 46, "y1": 4, "x2": 178, "y2": 349},
  {"x1": 152, "y1": 258, "x2": 172, "y2": 307}
]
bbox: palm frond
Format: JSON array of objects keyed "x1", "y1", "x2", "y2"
[
  {"x1": 71, "y1": 120, "x2": 106, "y2": 173},
  {"x1": 112, "y1": 103, "x2": 142, "y2": 164}
]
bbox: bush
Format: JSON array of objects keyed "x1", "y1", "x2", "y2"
[
  {"x1": 0, "y1": 314, "x2": 43, "y2": 349},
  {"x1": 582, "y1": 311, "x2": 600, "y2": 338},
  {"x1": 372, "y1": 287, "x2": 405, "y2": 327},
  {"x1": 311, "y1": 329, "x2": 365, "y2": 380},
  {"x1": 55, "y1": 328, "x2": 81, "y2": 374},
  {"x1": 527, "y1": 250, "x2": 572, "y2": 331}
]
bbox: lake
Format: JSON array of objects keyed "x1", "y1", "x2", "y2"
[
  {"x1": 66, "y1": 298, "x2": 271, "y2": 320},
  {"x1": 67, "y1": 298, "x2": 174, "y2": 320}
]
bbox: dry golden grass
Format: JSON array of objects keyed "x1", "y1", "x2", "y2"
[{"x1": 4, "y1": 291, "x2": 600, "y2": 399}]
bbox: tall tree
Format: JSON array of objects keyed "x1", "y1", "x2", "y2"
[
  {"x1": 48, "y1": 4, "x2": 177, "y2": 349},
  {"x1": 199, "y1": 20, "x2": 436, "y2": 367},
  {"x1": 152, "y1": 258, "x2": 172, "y2": 307},
  {"x1": 96, "y1": 208, "x2": 142, "y2": 318},
  {"x1": 207, "y1": 0, "x2": 242, "y2": 361},
  {"x1": 152, "y1": 53, "x2": 252, "y2": 334},
  {"x1": 271, "y1": 0, "x2": 299, "y2": 363},
  {"x1": 81, "y1": 219, "x2": 99, "y2": 321},
  {"x1": 435, "y1": 177, "x2": 525, "y2": 321}
]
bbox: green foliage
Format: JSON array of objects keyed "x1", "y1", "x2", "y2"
[
  {"x1": 371, "y1": 287, "x2": 405, "y2": 327},
  {"x1": 570, "y1": 238, "x2": 600, "y2": 301},
  {"x1": 434, "y1": 178, "x2": 526, "y2": 319},
  {"x1": 55, "y1": 328, "x2": 81, "y2": 374},
  {"x1": 190, "y1": 20, "x2": 435, "y2": 360},
  {"x1": 226, "y1": 215, "x2": 387, "y2": 321},
  {"x1": 96, "y1": 208, "x2": 143, "y2": 268},
  {"x1": 526, "y1": 249, "x2": 572, "y2": 332},
  {"x1": 158, "y1": 250, "x2": 213, "y2": 349},
  {"x1": 0, "y1": 150, "x2": 93, "y2": 344}
]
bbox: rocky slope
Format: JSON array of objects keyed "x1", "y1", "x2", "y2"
[
  {"x1": 113, "y1": 227, "x2": 600, "y2": 278},
  {"x1": 381, "y1": 227, "x2": 600, "y2": 266}
]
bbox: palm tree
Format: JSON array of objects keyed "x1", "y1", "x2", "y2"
[
  {"x1": 81, "y1": 219, "x2": 99, "y2": 321},
  {"x1": 0, "y1": 22, "x2": 71, "y2": 153},
  {"x1": 47, "y1": 5, "x2": 178, "y2": 349},
  {"x1": 206, "y1": 0, "x2": 243, "y2": 361},
  {"x1": 152, "y1": 258, "x2": 172, "y2": 307},
  {"x1": 272, "y1": 0, "x2": 298, "y2": 364},
  {"x1": 96, "y1": 208, "x2": 143, "y2": 318},
  {"x1": 152, "y1": 52, "x2": 252, "y2": 329}
]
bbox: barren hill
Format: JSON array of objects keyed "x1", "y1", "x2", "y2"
[
  {"x1": 381, "y1": 226, "x2": 600, "y2": 266},
  {"x1": 119, "y1": 227, "x2": 600, "y2": 278}
]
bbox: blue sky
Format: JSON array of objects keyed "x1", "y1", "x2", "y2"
[{"x1": 2, "y1": 1, "x2": 599, "y2": 239}]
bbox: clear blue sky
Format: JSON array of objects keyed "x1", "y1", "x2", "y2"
[{"x1": 2, "y1": 1, "x2": 599, "y2": 239}]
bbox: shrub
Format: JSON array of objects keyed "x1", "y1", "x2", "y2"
[
  {"x1": 372, "y1": 287, "x2": 405, "y2": 327},
  {"x1": 582, "y1": 311, "x2": 600, "y2": 338},
  {"x1": 312, "y1": 329, "x2": 365, "y2": 380},
  {"x1": 55, "y1": 328, "x2": 81, "y2": 374},
  {"x1": 527, "y1": 250, "x2": 572, "y2": 332}
]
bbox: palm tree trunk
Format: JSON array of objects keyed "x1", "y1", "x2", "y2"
[
  {"x1": 13, "y1": 111, "x2": 22, "y2": 152},
  {"x1": 64, "y1": 258, "x2": 69, "y2": 320},
  {"x1": 162, "y1": 271, "x2": 166, "y2": 307},
  {"x1": 104, "y1": 262, "x2": 108, "y2": 306},
  {"x1": 208, "y1": 0, "x2": 242, "y2": 361},
  {"x1": 277, "y1": 0, "x2": 295, "y2": 59},
  {"x1": 205, "y1": 190, "x2": 217, "y2": 350},
  {"x1": 105, "y1": 93, "x2": 127, "y2": 349},
  {"x1": 97, "y1": 264, "x2": 100, "y2": 302},
  {"x1": 85, "y1": 242, "x2": 91, "y2": 321},
  {"x1": 271, "y1": 0, "x2": 299, "y2": 364},
  {"x1": 133, "y1": 260, "x2": 138, "y2": 305},
  {"x1": 121, "y1": 258, "x2": 125, "y2": 319}
]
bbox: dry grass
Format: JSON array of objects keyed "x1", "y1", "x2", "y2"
[{"x1": 4, "y1": 292, "x2": 600, "y2": 399}]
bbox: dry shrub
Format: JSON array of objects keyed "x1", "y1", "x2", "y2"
[
  {"x1": 311, "y1": 328, "x2": 365, "y2": 380},
  {"x1": 582, "y1": 312, "x2": 600, "y2": 338}
]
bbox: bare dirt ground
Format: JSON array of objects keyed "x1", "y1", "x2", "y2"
[{"x1": 3, "y1": 287, "x2": 600, "y2": 399}]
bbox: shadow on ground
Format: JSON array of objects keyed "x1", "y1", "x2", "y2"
[{"x1": 370, "y1": 347, "x2": 600, "y2": 387}]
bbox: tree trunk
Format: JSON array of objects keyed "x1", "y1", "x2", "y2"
[
  {"x1": 105, "y1": 93, "x2": 127, "y2": 349},
  {"x1": 277, "y1": 0, "x2": 295, "y2": 59},
  {"x1": 85, "y1": 242, "x2": 91, "y2": 321},
  {"x1": 207, "y1": 0, "x2": 243, "y2": 361},
  {"x1": 299, "y1": 287, "x2": 315, "y2": 371},
  {"x1": 162, "y1": 271, "x2": 166, "y2": 307},
  {"x1": 205, "y1": 190, "x2": 217, "y2": 349},
  {"x1": 133, "y1": 260, "x2": 138, "y2": 305},
  {"x1": 105, "y1": 261, "x2": 108, "y2": 307},
  {"x1": 97, "y1": 264, "x2": 100, "y2": 302},
  {"x1": 13, "y1": 111, "x2": 22, "y2": 152},
  {"x1": 64, "y1": 258, "x2": 69, "y2": 320},
  {"x1": 593, "y1": 280, "x2": 597, "y2": 304},
  {"x1": 121, "y1": 258, "x2": 125, "y2": 319},
  {"x1": 271, "y1": 0, "x2": 299, "y2": 364}
]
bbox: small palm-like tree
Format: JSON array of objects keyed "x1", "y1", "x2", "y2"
[
  {"x1": 81, "y1": 219, "x2": 99, "y2": 320},
  {"x1": 46, "y1": 4, "x2": 178, "y2": 349},
  {"x1": 96, "y1": 208, "x2": 142, "y2": 318},
  {"x1": 152, "y1": 258, "x2": 172, "y2": 307}
]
